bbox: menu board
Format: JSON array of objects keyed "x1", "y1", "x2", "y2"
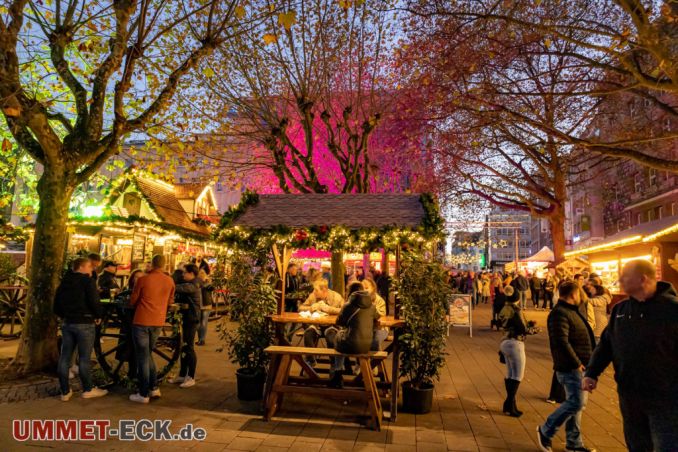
[
  {"x1": 448, "y1": 294, "x2": 473, "y2": 337},
  {"x1": 132, "y1": 234, "x2": 146, "y2": 261}
]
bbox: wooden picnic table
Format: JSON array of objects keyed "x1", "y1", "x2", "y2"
[{"x1": 267, "y1": 313, "x2": 405, "y2": 421}]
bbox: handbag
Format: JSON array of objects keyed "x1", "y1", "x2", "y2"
[
  {"x1": 498, "y1": 351, "x2": 506, "y2": 364},
  {"x1": 334, "y1": 306, "x2": 360, "y2": 346}
]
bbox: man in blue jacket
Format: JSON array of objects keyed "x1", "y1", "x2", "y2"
[{"x1": 583, "y1": 259, "x2": 678, "y2": 452}]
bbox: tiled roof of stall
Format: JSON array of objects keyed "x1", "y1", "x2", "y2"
[
  {"x1": 232, "y1": 194, "x2": 426, "y2": 229},
  {"x1": 134, "y1": 176, "x2": 210, "y2": 235}
]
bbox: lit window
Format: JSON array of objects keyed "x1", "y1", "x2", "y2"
[
  {"x1": 637, "y1": 213, "x2": 642, "y2": 225},
  {"x1": 664, "y1": 117, "x2": 672, "y2": 131},
  {"x1": 649, "y1": 168, "x2": 657, "y2": 186},
  {"x1": 634, "y1": 174, "x2": 642, "y2": 193}
]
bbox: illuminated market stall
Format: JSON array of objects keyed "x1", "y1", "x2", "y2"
[
  {"x1": 564, "y1": 215, "x2": 678, "y2": 293},
  {"x1": 504, "y1": 246, "x2": 554, "y2": 277},
  {"x1": 65, "y1": 170, "x2": 220, "y2": 278}
]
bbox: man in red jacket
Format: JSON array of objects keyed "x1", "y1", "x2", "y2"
[{"x1": 129, "y1": 254, "x2": 175, "y2": 403}]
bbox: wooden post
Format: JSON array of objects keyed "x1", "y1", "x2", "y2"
[
  {"x1": 331, "y1": 251, "x2": 345, "y2": 298},
  {"x1": 395, "y1": 244, "x2": 402, "y2": 319},
  {"x1": 272, "y1": 244, "x2": 293, "y2": 315}
]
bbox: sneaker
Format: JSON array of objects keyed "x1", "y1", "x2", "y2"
[
  {"x1": 81, "y1": 387, "x2": 108, "y2": 399},
  {"x1": 168, "y1": 375, "x2": 185, "y2": 384},
  {"x1": 129, "y1": 393, "x2": 150, "y2": 404},
  {"x1": 150, "y1": 388, "x2": 161, "y2": 398},
  {"x1": 566, "y1": 448, "x2": 596, "y2": 452},
  {"x1": 536, "y1": 426, "x2": 552, "y2": 452},
  {"x1": 545, "y1": 398, "x2": 557, "y2": 404},
  {"x1": 196, "y1": 340, "x2": 205, "y2": 346},
  {"x1": 60, "y1": 390, "x2": 73, "y2": 402},
  {"x1": 180, "y1": 377, "x2": 195, "y2": 388}
]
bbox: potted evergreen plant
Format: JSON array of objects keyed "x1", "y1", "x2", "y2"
[
  {"x1": 397, "y1": 254, "x2": 451, "y2": 414},
  {"x1": 220, "y1": 256, "x2": 277, "y2": 401}
]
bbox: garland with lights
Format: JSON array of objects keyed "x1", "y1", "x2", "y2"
[
  {"x1": 69, "y1": 214, "x2": 211, "y2": 242},
  {"x1": 0, "y1": 221, "x2": 29, "y2": 244},
  {"x1": 215, "y1": 192, "x2": 446, "y2": 253}
]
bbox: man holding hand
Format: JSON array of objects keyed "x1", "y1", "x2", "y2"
[{"x1": 583, "y1": 260, "x2": 678, "y2": 451}]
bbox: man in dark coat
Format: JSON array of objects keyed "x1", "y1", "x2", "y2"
[
  {"x1": 583, "y1": 260, "x2": 678, "y2": 451},
  {"x1": 97, "y1": 260, "x2": 120, "y2": 299},
  {"x1": 537, "y1": 281, "x2": 595, "y2": 452},
  {"x1": 54, "y1": 257, "x2": 107, "y2": 401},
  {"x1": 511, "y1": 273, "x2": 530, "y2": 309}
]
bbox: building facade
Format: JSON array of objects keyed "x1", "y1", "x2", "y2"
[{"x1": 565, "y1": 90, "x2": 678, "y2": 292}]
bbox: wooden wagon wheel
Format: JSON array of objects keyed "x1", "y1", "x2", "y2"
[
  {"x1": 94, "y1": 301, "x2": 182, "y2": 385},
  {"x1": 0, "y1": 285, "x2": 27, "y2": 338}
]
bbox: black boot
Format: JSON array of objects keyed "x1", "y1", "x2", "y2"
[
  {"x1": 502, "y1": 379, "x2": 511, "y2": 414},
  {"x1": 506, "y1": 379, "x2": 523, "y2": 417},
  {"x1": 328, "y1": 370, "x2": 343, "y2": 389}
]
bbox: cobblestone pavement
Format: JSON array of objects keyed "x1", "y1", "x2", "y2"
[{"x1": 0, "y1": 304, "x2": 626, "y2": 451}]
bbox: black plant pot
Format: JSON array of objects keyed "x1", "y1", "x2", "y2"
[
  {"x1": 236, "y1": 368, "x2": 266, "y2": 401},
  {"x1": 402, "y1": 381, "x2": 434, "y2": 414}
]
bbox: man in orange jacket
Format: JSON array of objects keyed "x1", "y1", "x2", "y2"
[{"x1": 129, "y1": 254, "x2": 175, "y2": 403}]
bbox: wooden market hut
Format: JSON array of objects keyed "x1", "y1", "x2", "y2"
[
  {"x1": 66, "y1": 170, "x2": 220, "y2": 277},
  {"x1": 220, "y1": 193, "x2": 444, "y2": 315}
]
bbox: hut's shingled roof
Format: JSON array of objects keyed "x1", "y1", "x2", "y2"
[
  {"x1": 135, "y1": 177, "x2": 210, "y2": 235},
  {"x1": 233, "y1": 194, "x2": 426, "y2": 229}
]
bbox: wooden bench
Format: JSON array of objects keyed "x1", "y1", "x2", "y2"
[{"x1": 263, "y1": 346, "x2": 388, "y2": 431}]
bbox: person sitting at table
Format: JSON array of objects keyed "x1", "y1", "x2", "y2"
[
  {"x1": 362, "y1": 278, "x2": 388, "y2": 350},
  {"x1": 299, "y1": 279, "x2": 344, "y2": 366},
  {"x1": 325, "y1": 282, "x2": 380, "y2": 388}
]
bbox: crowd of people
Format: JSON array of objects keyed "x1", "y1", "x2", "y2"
[
  {"x1": 51, "y1": 252, "x2": 677, "y2": 451},
  {"x1": 53, "y1": 252, "x2": 214, "y2": 404},
  {"x1": 448, "y1": 269, "x2": 559, "y2": 311},
  {"x1": 485, "y1": 260, "x2": 678, "y2": 452}
]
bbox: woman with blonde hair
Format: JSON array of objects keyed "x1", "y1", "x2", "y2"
[{"x1": 362, "y1": 278, "x2": 388, "y2": 350}]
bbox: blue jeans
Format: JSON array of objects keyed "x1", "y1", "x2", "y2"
[
  {"x1": 198, "y1": 309, "x2": 210, "y2": 343},
  {"x1": 540, "y1": 369, "x2": 588, "y2": 448},
  {"x1": 518, "y1": 290, "x2": 528, "y2": 309},
  {"x1": 58, "y1": 323, "x2": 95, "y2": 394},
  {"x1": 132, "y1": 325, "x2": 161, "y2": 397},
  {"x1": 619, "y1": 395, "x2": 678, "y2": 451},
  {"x1": 500, "y1": 339, "x2": 525, "y2": 381},
  {"x1": 371, "y1": 329, "x2": 388, "y2": 351}
]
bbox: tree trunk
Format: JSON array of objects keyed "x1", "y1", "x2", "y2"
[
  {"x1": 13, "y1": 167, "x2": 74, "y2": 374},
  {"x1": 331, "y1": 251, "x2": 345, "y2": 298},
  {"x1": 549, "y1": 211, "x2": 566, "y2": 266}
]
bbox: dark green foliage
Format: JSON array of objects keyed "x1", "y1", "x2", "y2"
[
  {"x1": 219, "y1": 254, "x2": 277, "y2": 373},
  {"x1": 397, "y1": 253, "x2": 451, "y2": 388}
]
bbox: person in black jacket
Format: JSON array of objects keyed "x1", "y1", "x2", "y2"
[
  {"x1": 170, "y1": 264, "x2": 202, "y2": 388},
  {"x1": 537, "y1": 281, "x2": 595, "y2": 452},
  {"x1": 97, "y1": 260, "x2": 120, "y2": 299},
  {"x1": 583, "y1": 260, "x2": 678, "y2": 451},
  {"x1": 54, "y1": 257, "x2": 107, "y2": 401},
  {"x1": 511, "y1": 273, "x2": 530, "y2": 309},
  {"x1": 325, "y1": 282, "x2": 378, "y2": 388}
]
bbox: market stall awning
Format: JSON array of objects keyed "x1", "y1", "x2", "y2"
[
  {"x1": 232, "y1": 193, "x2": 426, "y2": 229},
  {"x1": 565, "y1": 214, "x2": 678, "y2": 258},
  {"x1": 524, "y1": 246, "x2": 554, "y2": 262}
]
